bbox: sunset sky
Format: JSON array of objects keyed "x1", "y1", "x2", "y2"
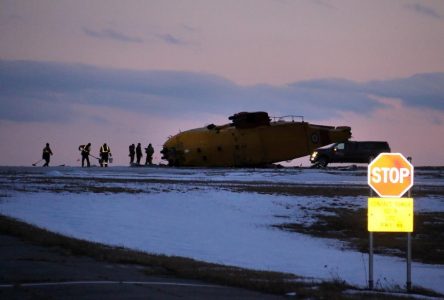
[{"x1": 1, "y1": 0, "x2": 444, "y2": 166}]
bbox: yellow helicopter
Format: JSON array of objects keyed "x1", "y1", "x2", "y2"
[{"x1": 161, "y1": 112, "x2": 351, "y2": 167}]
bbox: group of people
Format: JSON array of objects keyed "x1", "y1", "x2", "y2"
[
  {"x1": 128, "y1": 143, "x2": 154, "y2": 165},
  {"x1": 40, "y1": 142, "x2": 154, "y2": 167},
  {"x1": 78, "y1": 143, "x2": 112, "y2": 167}
]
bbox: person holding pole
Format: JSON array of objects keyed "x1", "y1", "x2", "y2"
[
  {"x1": 42, "y1": 143, "x2": 53, "y2": 167},
  {"x1": 78, "y1": 143, "x2": 91, "y2": 167}
]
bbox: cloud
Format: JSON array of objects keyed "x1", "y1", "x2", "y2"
[
  {"x1": 155, "y1": 33, "x2": 188, "y2": 45},
  {"x1": 405, "y1": 3, "x2": 443, "y2": 19},
  {"x1": 181, "y1": 24, "x2": 197, "y2": 32},
  {"x1": 0, "y1": 94, "x2": 74, "y2": 122},
  {"x1": 312, "y1": 0, "x2": 336, "y2": 9},
  {"x1": 0, "y1": 14, "x2": 22, "y2": 26},
  {"x1": 1, "y1": 60, "x2": 443, "y2": 125},
  {"x1": 291, "y1": 73, "x2": 444, "y2": 111},
  {"x1": 364, "y1": 74, "x2": 444, "y2": 110},
  {"x1": 0, "y1": 60, "x2": 239, "y2": 122},
  {"x1": 83, "y1": 28, "x2": 144, "y2": 43}
]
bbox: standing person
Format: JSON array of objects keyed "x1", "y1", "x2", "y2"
[
  {"x1": 78, "y1": 143, "x2": 91, "y2": 167},
  {"x1": 145, "y1": 143, "x2": 154, "y2": 165},
  {"x1": 42, "y1": 143, "x2": 53, "y2": 167},
  {"x1": 136, "y1": 143, "x2": 143, "y2": 165},
  {"x1": 129, "y1": 144, "x2": 135, "y2": 165},
  {"x1": 99, "y1": 143, "x2": 112, "y2": 167}
]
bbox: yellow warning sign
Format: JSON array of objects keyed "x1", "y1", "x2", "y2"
[{"x1": 368, "y1": 198, "x2": 413, "y2": 232}]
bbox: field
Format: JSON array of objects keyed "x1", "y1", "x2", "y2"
[{"x1": 0, "y1": 166, "x2": 443, "y2": 296}]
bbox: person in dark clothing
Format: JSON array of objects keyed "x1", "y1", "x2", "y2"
[
  {"x1": 99, "y1": 143, "x2": 111, "y2": 167},
  {"x1": 129, "y1": 144, "x2": 135, "y2": 165},
  {"x1": 78, "y1": 143, "x2": 91, "y2": 167},
  {"x1": 42, "y1": 143, "x2": 53, "y2": 167},
  {"x1": 145, "y1": 143, "x2": 154, "y2": 165},
  {"x1": 136, "y1": 143, "x2": 143, "y2": 165}
]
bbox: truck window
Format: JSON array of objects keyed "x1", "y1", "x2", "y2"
[
  {"x1": 336, "y1": 143, "x2": 345, "y2": 150},
  {"x1": 365, "y1": 143, "x2": 376, "y2": 150}
]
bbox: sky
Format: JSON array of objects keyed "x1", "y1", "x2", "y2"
[{"x1": 0, "y1": 0, "x2": 444, "y2": 166}]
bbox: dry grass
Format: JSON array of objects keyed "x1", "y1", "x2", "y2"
[
  {"x1": 275, "y1": 208, "x2": 444, "y2": 265},
  {"x1": 5, "y1": 172, "x2": 444, "y2": 197}
]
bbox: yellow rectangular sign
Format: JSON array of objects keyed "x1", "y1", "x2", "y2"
[{"x1": 368, "y1": 198, "x2": 413, "y2": 232}]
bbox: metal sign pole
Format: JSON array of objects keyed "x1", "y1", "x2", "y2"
[
  {"x1": 407, "y1": 232, "x2": 412, "y2": 290},
  {"x1": 407, "y1": 157, "x2": 413, "y2": 291},
  {"x1": 369, "y1": 232, "x2": 374, "y2": 289},
  {"x1": 369, "y1": 182, "x2": 374, "y2": 290}
]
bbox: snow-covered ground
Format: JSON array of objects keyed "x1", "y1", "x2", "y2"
[{"x1": 0, "y1": 166, "x2": 443, "y2": 293}]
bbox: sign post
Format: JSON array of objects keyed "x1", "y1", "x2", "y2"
[
  {"x1": 367, "y1": 153, "x2": 414, "y2": 291},
  {"x1": 369, "y1": 185, "x2": 374, "y2": 290},
  {"x1": 407, "y1": 167, "x2": 412, "y2": 291}
]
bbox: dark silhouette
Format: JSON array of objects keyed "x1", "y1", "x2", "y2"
[
  {"x1": 145, "y1": 143, "x2": 154, "y2": 165},
  {"x1": 136, "y1": 143, "x2": 143, "y2": 165},
  {"x1": 129, "y1": 144, "x2": 135, "y2": 165},
  {"x1": 99, "y1": 143, "x2": 112, "y2": 167},
  {"x1": 78, "y1": 143, "x2": 91, "y2": 167},
  {"x1": 42, "y1": 143, "x2": 53, "y2": 167}
]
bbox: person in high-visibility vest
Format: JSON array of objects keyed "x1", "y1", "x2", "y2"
[
  {"x1": 99, "y1": 143, "x2": 112, "y2": 167},
  {"x1": 42, "y1": 143, "x2": 53, "y2": 167}
]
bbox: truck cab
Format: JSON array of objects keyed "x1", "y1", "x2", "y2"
[{"x1": 310, "y1": 141, "x2": 391, "y2": 167}]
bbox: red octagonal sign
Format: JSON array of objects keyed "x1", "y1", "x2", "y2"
[{"x1": 368, "y1": 153, "x2": 414, "y2": 198}]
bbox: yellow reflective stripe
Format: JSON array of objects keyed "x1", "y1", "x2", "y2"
[{"x1": 100, "y1": 146, "x2": 110, "y2": 153}]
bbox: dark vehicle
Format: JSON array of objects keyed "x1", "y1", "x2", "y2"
[{"x1": 310, "y1": 141, "x2": 391, "y2": 167}]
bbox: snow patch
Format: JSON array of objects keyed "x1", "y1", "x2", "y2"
[{"x1": 1, "y1": 166, "x2": 443, "y2": 294}]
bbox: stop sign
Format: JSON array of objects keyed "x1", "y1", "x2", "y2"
[{"x1": 368, "y1": 153, "x2": 414, "y2": 198}]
